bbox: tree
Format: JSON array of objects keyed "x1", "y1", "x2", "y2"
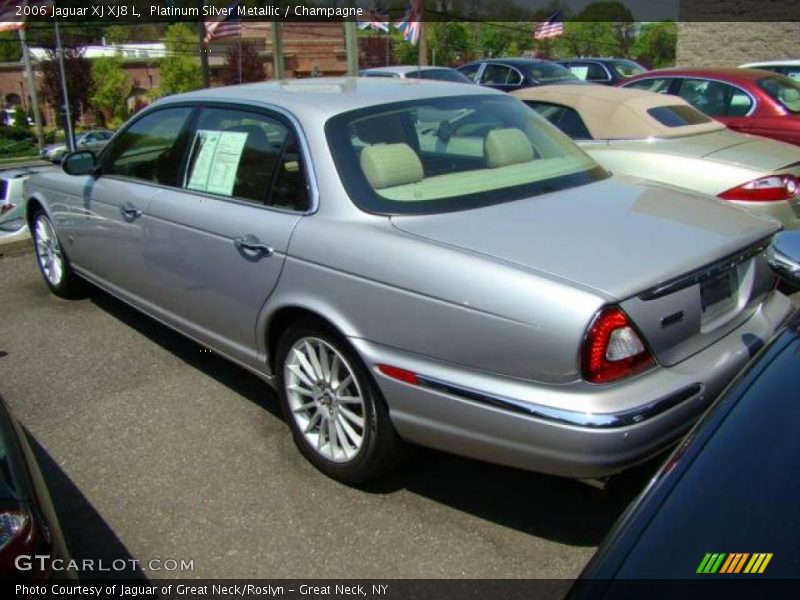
[
  {"x1": 633, "y1": 22, "x2": 677, "y2": 68},
  {"x1": 91, "y1": 55, "x2": 132, "y2": 123},
  {"x1": 0, "y1": 31, "x2": 22, "y2": 63},
  {"x1": 220, "y1": 42, "x2": 264, "y2": 86},
  {"x1": 159, "y1": 23, "x2": 202, "y2": 96},
  {"x1": 39, "y1": 46, "x2": 93, "y2": 132}
]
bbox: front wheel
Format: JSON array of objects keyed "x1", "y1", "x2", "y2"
[
  {"x1": 31, "y1": 210, "x2": 83, "y2": 298},
  {"x1": 276, "y1": 323, "x2": 402, "y2": 484}
]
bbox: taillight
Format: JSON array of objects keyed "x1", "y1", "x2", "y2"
[
  {"x1": 718, "y1": 174, "x2": 799, "y2": 202},
  {"x1": 582, "y1": 307, "x2": 655, "y2": 384},
  {"x1": 0, "y1": 203, "x2": 14, "y2": 215}
]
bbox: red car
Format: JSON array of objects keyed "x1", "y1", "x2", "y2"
[{"x1": 618, "y1": 67, "x2": 800, "y2": 146}]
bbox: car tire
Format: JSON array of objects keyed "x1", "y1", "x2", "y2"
[
  {"x1": 276, "y1": 321, "x2": 402, "y2": 484},
  {"x1": 31, "y1": 209, "x2": 83, "y2": 298}
]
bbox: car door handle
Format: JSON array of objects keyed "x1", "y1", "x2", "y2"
[
  {"x1": 234, "y1": 236, "x2": 274, "y2": 256},
  {"x1": 121, "y1": 206, "x2": 142, "y2": 218}
]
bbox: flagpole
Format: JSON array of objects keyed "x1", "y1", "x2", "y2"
[
  {"x1": 53, "y1": 20, "x2": 74, "y2": 152},
  {"x1": 198, "y1": 0, "x2": 210, "y2": 87},
  {"x1": 17, "y1": 27, "x2": 44, "y2": 153}
]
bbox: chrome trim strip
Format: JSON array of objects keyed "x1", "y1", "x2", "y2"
[
  {"x1": 415, "y1": 375, "x2": 704, "y2": 429},
  {"x1": 638, "y1": 238, "x2": 771, "y2": 301}
]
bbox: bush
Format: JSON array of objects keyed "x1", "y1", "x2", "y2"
[{"x1": 0, "y1": 125, "x2": 33, "y2": 141}]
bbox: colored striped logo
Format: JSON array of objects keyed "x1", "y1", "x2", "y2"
[{"x1": 697, "y1": 553, "x2": 773, "y2": 574}]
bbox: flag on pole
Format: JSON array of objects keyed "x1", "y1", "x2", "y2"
[
  {"x1": 395, "y1": 0, "x2": 424, "y2": 45},
  {"x1": 205, "y1": 0, "x2": 242, "y2": 43},
  {"x1": 533, "y1": 11, "x2": 564, "y2": 40},
  {"x1": 357, "y1": 5, "x2": 390, "y2": 33},
  {"x1": 0, "y1": 0, "x2": 27, "y2": 32}
]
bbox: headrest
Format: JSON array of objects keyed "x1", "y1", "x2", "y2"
[
  {"x1": 484, "y1": 128, "x2": 534, "y2": 168},
  {"x1": 360, "y1": 143, "x2": 424, "y2": 189}
]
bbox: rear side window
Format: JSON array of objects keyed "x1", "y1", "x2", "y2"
[
  {"x1": 183, "y1": 107, "x2": 309, "y2": 210},
  {"x1": 624, "y1": 77, "x2": 673, "y2": 93},
  {"x1": 647, "y1": 105, "x2": 713, "y2": 127},
  {"x1": 104, "y1": 107, "x2": 193, "y2": 186},
  {"x1": 526, "y1": 101, "x2": 593, "y2": 140},
  {"x1": 677, "y1": 79, "x2": 753, "y2": 117}
]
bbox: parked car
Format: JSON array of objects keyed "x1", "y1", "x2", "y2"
[
  {"x1": 359, "y1": 65, "x2": 473, "y2": 83},
  {"x1": 572, "y1": 272, "x2": 800, "y2": 587},
  {"x1": 513, "y1": 85, "x2": 800, "y2": 229},
  {"x1": 0, "y1": 394, "x2": 72, "y2": 578},
  {"x1": 457, "y1": 58, "x2": 579, "y2": 91},
  {"x1": 24, "y1": 78, "x2": 797, "y2": 484},
  {"x1": 619, "y1": 68, "x2": 800, "y2": 146},
  {"x1": 555, "y1": 58, "x2": 646, "y2": 85},
  {"x1": 0, "y1": 203, "x2": 29, "y2": 245},
  {"x1": 740, "y1": 59, "x2": 800, "y2": 81},
  {"x1": 40, "y1": 129, "x2": 114, "y2": 163},
  {"x1": 0, "y1": 166, "x2": 33, "y2": 216}
]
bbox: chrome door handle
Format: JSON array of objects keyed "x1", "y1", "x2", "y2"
[
  {"x1": 234, "y1": 236, "x2": 274, "y2": 256},
  {"x1": 121, "y1": 206, "x2": 142, "y2": 218}
]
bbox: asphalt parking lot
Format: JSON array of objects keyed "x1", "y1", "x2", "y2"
[{"x1": 1, "y1": 249, "x2": 795, "y2": 581}]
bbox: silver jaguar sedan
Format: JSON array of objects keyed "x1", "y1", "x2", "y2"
[{"x1": 24, "y1": 78, "x2": 796, "y2": 484}]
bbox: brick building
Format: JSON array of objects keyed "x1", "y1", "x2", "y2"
[{"x1": 0, "y1": 22, "x2": 348, "y2": 127}]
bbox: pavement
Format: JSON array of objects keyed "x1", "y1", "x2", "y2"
[{"x1": 0, "y1": 251, "x2": 672, "y2": 581}]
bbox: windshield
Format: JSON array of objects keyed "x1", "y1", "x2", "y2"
[
  {"x1": 611, "y1": 59, "x2": 646, "y2": 78},
  {"x1": 757, "y1": 75, "x2": 800, "y2": 113},
  {"x1": 526, "y1": 62, "x2": 577, "y2": 83},
  {"x1": 325, "y1": 94, "x2": 605, "y2": 215}
]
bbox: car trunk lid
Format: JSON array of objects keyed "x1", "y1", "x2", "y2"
[{"x1": 391, "y1": 178, "x2": 780, "y2": 366}]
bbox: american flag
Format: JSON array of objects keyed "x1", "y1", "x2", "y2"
[
  {"x1": 357, "y1": 5, "x2": 390, "y2": 32},
  {"x1": 395, "y1": 0, "x2": 424, "y2": 45},
  {"x1": 533, "y1": 11, "x2": 564, "y2": 40},
  {"x1": 204, "y1": 0, "x2": 242, "y2": 43}
]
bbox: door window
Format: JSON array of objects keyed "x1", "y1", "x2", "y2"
[
  {"x1": 457, "y1": 63, "x2": 480, "y2": 81},
  {"x1": 183, "y1": 107, "x2": 309, "y2": 210},
  {"x1": 480, "y1": 64, "x2": 513, "y2": 85},
  {"x1": 103, "y1": 107, "x2": 193, "y2": 186}
]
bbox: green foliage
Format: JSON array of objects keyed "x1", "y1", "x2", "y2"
[
  {"x1": 91, "y1": 55, "x2": 132, "y2": 121},
  {"x1": 159, "y1": 23, "x2": 202, "y2": 96},
  {"x1": 12, "y1": 106, "x2": 28, "y2": 129},
  {"x1": 0, "y1": 31, "x2": 22, "y2": 62},
  {"x1": 633, "y1": 21, "x2": 677, "y2": 68}
]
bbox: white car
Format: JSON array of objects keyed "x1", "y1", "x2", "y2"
[{"x1": 740, "y1": 59, "x2": 800, "y2": 81}]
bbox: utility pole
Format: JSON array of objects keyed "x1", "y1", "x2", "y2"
[
  {"x1": 344, "y1": 20, "x2": 358, "y2": 76},
  {"x1": 17, "y1": 28, "x2": 44, "y2": 153},
  {"x1": 54, "y1": 21, "x2": 74, "y2": 152},
  {"x1": 271, "y1": 20, "x2": 284, "y2": 79}
]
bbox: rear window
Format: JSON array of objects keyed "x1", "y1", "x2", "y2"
[
  {"x1": 610, "y1": 59, "x2": 646, "y2": 79},
  {"x1": 325, "y1": 94, "x2": 605, "y2": 215},
  {"x1": 757, "y1": 75, "x2": 800, "y2": 113},
  {"x1": 647, "y1": 105, "x2": 713, "y2": 127}
]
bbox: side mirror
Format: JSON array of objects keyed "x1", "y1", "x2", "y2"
[
  {"x1": 767, "y1": 231, "x2": 800, "y2": 285},
  {"x1": 62, "y1": 150, "x2": 96, "y2": 176}
]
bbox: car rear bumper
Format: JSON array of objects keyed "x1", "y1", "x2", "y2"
[{"x1": 352, "y1": 290, "x2": 795, "y2": 478}]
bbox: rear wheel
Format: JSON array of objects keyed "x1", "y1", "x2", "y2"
[
  {"x1": 31, "y1": 210, "x2": 83, "y2": 298},
  {"x1": 276, "y1": 323, "x2": 401, "y2": 484}
]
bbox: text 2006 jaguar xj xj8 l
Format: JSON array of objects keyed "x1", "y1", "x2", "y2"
[{"x1": 25, "y1": 78, "x2": 795, "y2": 483}]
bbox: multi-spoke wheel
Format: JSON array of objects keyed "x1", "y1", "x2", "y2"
[
  {"x1": 276, "y1": 323, "x2": 402, "y2": 483},
  {"x1": 31, "y1": 210, "x2": 82, "y2": 298}
]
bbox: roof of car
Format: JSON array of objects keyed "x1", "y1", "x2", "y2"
[
  {"x1": 628, "y1": 67, "x2": 779, "y2": 82},
  {"x1": 740, "y1": 59, "x2": 800, "y2": 67},
  {"x1": 361, "y1": 65, "x2": 452, "y2": 74},
  {"x1": 512, "y1": 84, "x2": 725, "y2": 139},
  {"x1": 153, "y1": 77, "x2": 498, "y2": 119},
  {"x1": 466, "y1": 57, "x2": 554, "y2": 67}
]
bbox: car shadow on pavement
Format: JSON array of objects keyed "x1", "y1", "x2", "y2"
[
  {"x1": 25, "y1": 432, "x2": 150, "y2": 581},
  {"x1": 367, "y1": 448, "x2": 662, "y2": 547},
  {"x1": 86, "y1": 285, "x2": 659, "y2": 549},
  {"x1": 87, "y1": 287, "x2": 282, "y2": 420}
]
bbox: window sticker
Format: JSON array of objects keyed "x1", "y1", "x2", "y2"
[{"x1": 186, "y1": 130, "x2": 248, "y2": 196}]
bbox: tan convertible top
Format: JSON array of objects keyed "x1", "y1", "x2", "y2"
[{"x1": 512, "y1": 85, "x2": 726, "y2": 139}]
